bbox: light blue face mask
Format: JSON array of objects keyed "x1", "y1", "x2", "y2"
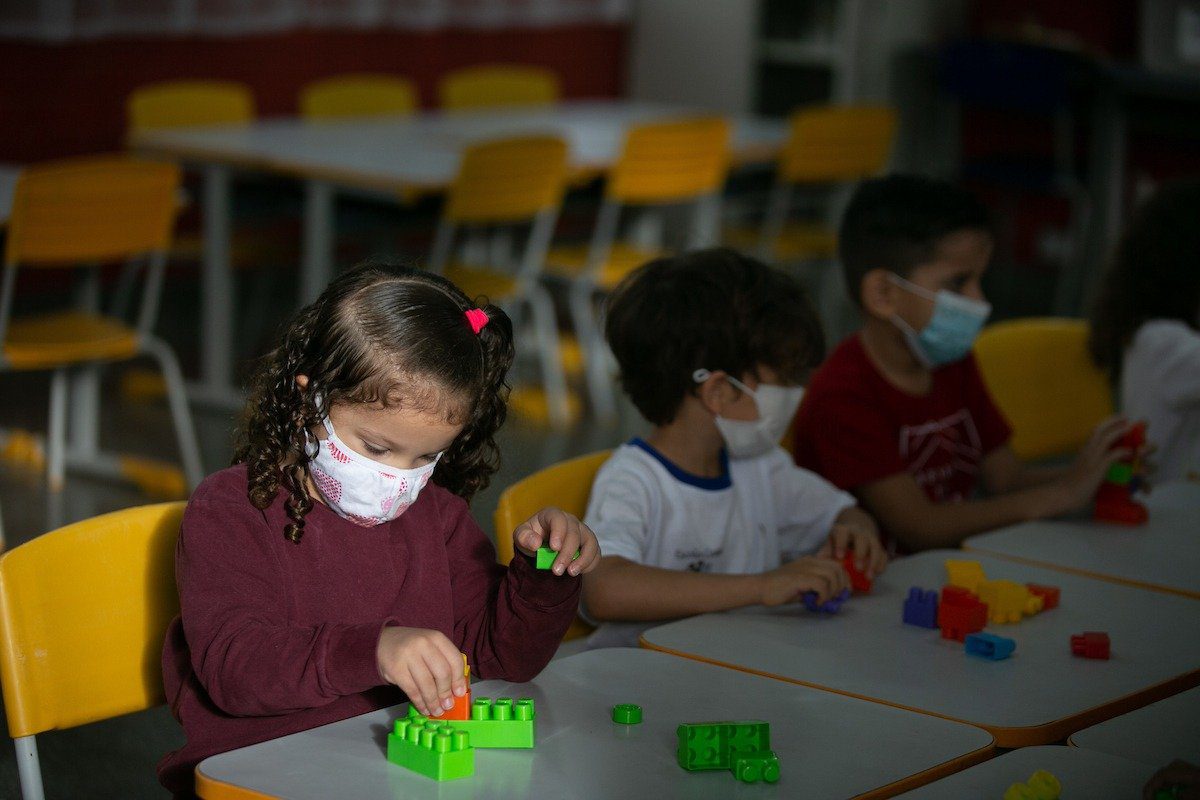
[{"x1": 888, "y1": 273, "x2": 991, "y2": 367}]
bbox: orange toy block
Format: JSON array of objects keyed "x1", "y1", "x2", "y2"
[{"x1": 443, "y1": 654, "x2": 473, "y2": 721}]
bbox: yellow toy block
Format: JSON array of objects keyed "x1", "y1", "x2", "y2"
[
  {"x1": 945, "y1": 559, "x2": 987, "y2": 593},
  {"x1": 1003, "y1": 769, "x2": 1061, "y2": 800},
  {"x1": 977, "y1": 579, "x2": 1043, "y2": 624}
]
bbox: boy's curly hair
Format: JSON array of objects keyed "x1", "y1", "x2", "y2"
[
  {"x1": 605, "y1": 247, "x2": 825, "y2": 426},
  {"x1": 232, "y1": 262, "x2": 514, "y2": 543}
]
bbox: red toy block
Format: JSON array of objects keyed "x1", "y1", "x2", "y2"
[
  {"x1": 1093, "y1": 422, "x2": 1149, "y2": 525},
  {"x1": 1026, "y1": 584, "x2": 1060, "y2": 610},
  {"x1": 937, "y1": 585, "x2": 988, "y2": 641},
  {"x1": 1071, "y1": 631, "x2": 1110, "y2": 660},
  {"x1": 841, "y1": 551, "x2": 873, "y2": 594},
  {"x1": 1095, "y1": 483, "x2": 1149, "y2": 525}
]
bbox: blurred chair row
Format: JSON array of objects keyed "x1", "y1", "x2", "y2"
[{"x1": 128, "y1": 64, "x2": 561, "y2": 129}]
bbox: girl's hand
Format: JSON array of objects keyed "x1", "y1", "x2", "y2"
[
  {"x1": 1055, "y1": 415, "x2": 1134, "y2": 511},
  {"x1": 377, "y1": 626, "x2": 467, "y2": 718},
  {"x1": 759, "y1": 556, "x2": 849, "y2": 607},
  {"x1": 512, "y1": 506, "x2": 601, "y2": 577},
  {"x1": 817, "y1": 507, "x2": 888, "y2": 579}
]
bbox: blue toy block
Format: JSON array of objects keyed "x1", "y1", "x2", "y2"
[
  {"x1": 965, "y1": 632, "x2": 1016, "y2": 660},
  {"x1": 903, "y1": 586, "x2": 939, "y2": 628},
  {"x1": 803, "y1": 588, "x2": 850, "y2": 614},
  {"x1": 676, "y1": 721, "x2": 770, "y2": 771}
]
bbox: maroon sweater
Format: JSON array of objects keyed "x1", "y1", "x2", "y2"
[{"x1": 158, "y1": 465, "x2": 580, "y2": 796}]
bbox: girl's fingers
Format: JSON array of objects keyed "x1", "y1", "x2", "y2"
[
  {"x1": 421, "y1": 646, "x2": 456, "y2": 713},
  {"x1": 573, "y1": 525, "x2": 601, "y2": 575},
  {"x1": 406, "y1": 662, "x2": 441, "y2": 718},
  {"x1": 430, "y1": 635, "x2": 468, "y2": 698}
]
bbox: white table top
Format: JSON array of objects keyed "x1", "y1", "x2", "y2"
[
  {"x1": 129, "y1": 101, "x2": 787, "y2": 193},
  {"x1": 641, "y1": 550, "x2": 1200, "y2": 747},
  {"x1": 894, "y1": 745, "x2": 1154, "y2": 799},
  {"x1": 196, "y1": 648, "x2": 994, "y2": 800},
  {"x1": 1069, "y1": 685, "x2": 1200, "y2": 767},
  {"x1": 965, "y1": 481, "x2": 1200, "y2": 598}
]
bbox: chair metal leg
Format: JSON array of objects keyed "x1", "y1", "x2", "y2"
[
  {"x1": 47, "y1": 368, "x2": 68, "y2": 493},
  {"x1": 527, "y1": 286, "x2": 571, "y2": 428},
  {"x1": 142, "y1": 337, "x2": 204, "y2": 491},
  {"x1": 14, "y1": 735, "x2": 45, "y2": 800},
  {"x1": 568, "y1": 282, "x2": 616, "y2": 423}
]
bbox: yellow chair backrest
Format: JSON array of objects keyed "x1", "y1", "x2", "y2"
[
  {"x1": 607, "y1": 117, "x2": 730, "y2": 205},
  {"x1": 127, "y1": 80, "x2": 255, "y2": 133},
  {"x1": 445, "y1": 136, "x2": 568, "y2": 225},
  {"x1": 439, "y1": 65, "x2": 560, "y2": 111},
  {"x1": 300, "y1": 74, "x2": 418, "y2": 120},
  {"x1": 493, "y1": 450, "x2": 611, "y2": 565},
  {"x1": 779, "y1": 105, "x2": 897, "y2": 184},
  {"x1": 6, "y1": 156, "x2": 181, "y2": 266},
  {"x1": 974, "y1": 318, "x2": 1114, "y2": 461},
  {"x1": 0, "y1": 502, "x2": 184, "y2": 737}
]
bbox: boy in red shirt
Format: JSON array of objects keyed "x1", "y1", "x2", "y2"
[{"x1": 794, "y1": 175, "x2": 1132, "y2": 553}]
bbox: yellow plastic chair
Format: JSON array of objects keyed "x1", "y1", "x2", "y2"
[
  {"x1": 733, "y1": 105, "x2": 897, "y2": 264},
  {"x1": 0, "y1": 502, "x2": 185, "y2": 800},
  {"x1": 493, "y1": 450, "x2": 611, "y2": 641},
  {"x1": 299, "y1": 74, "x2": 418, "y2": 120},
  {"x1": 427, "y1": 136, "x2": 572, "y2": 426},
  {"x1": 438, "y1": 65, "x2": 560, "y2": 111},
  {"x1": 974, "y1": 318, "x2": 1114, "y2": 461},
  {"x1": 1, "y1": 157, "x2": 203, "y2": 494},
  {"x1": 546, "y1": 117, "x2": 731, "y2": 419},
  {"x1": 126, "y1": 80, "x2": 254, "y2": 133}
]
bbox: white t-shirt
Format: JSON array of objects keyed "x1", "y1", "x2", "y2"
[
  {"x1": 1121, "y1": 319, "x2": 1200, "y2": 483},
  {"x1": 582, "y1": 439, "x2": 856, "y2": 647}
]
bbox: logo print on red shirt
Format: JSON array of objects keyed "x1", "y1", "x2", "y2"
[{"x1": 899, "y1": 410, "x2": 982, "y2": 502}]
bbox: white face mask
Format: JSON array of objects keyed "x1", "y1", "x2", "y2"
[
  {"x1": 693, "y1": 368, "x2": 805, "y2": 459},
  {"x1": 307, "y1": 416, "x2": 441, "y2": 527}
]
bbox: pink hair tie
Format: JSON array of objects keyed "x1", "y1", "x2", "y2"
[{"x1": 464, "y1": 308, "x2": 489, "y2": 335}]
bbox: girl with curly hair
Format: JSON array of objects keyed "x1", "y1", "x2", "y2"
[
  {"x1": 159, "y1": 263, "x2": 600, "y2": 797},
  {"x1": 1089, "y1": 179, "x2": 1200, "y2": 483}
]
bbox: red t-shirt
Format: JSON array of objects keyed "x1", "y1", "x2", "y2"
[{"x1": 794, "y1": 334, "x2": 1012, "y2": 549}]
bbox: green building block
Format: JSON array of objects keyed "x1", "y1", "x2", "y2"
[
  {"x1": 386, "y1": 713, "x2": 474, "y2": 781},
  {"x1": 731, "y1": 750, "x2": 781, "y2": 784},
  {"x1": 676, "y1": 721, "x2": 771, "y2": 771},
  {"x1": 440, "y1": 697, "x2": 536, "y2": 748},
  {"x1": 612, "y1": 703, "x2": 642, "y2": 724},
  {"x1": 535, "y1": 546, "x2": 580, "y2": 570},
  {"x1": 1105, "y1": 462, "x2": 1134, "y2": 484}
]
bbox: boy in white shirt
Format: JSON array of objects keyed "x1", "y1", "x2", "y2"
[{"x1": 582, "y1": 248, "x2": 888, "y2": 647}]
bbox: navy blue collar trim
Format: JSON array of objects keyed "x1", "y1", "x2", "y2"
[{"x1": 630, "y1": 438, "x2": 731, "y2": 491}]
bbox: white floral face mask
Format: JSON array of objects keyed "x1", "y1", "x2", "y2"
[{"x1": 307, "y1": 416, "x2": 440, "y2": 527}]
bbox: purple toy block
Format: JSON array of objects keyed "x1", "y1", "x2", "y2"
[
  {"x1": 902, "y1": 587, "x2": 939, "y2": 629},
  {"x1": 803, "y1": 588, "x2": 850, "y2": 614}
]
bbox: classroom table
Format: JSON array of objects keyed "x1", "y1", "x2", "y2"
[
  {"x1": 194, "y1": 648, "x2": 995, "y2": 800},
  {"x1": 1069, "y1": 685, "x2": 1200, "y2": 767},
  {"x1": 964, "y1": 480, "x2": 1200, "y2": 599},
  {"x1": 129, "y1": 102, "x2": 787, "y2": 405},
  {"x1": 893, "y1": 745, "x2": 1155, "y2": 799},
  {"x1": 641, "y1": 550, "x2": 1200, "y2": 747}
]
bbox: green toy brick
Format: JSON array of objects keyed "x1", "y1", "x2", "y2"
[
  {"x1": 1105, "y1": 462, "x2": 1134, "y2": 484},
  {"x1": 676, "y1": 721, "x2": 770, "y2": 771},
  {"x1": 731, "y1": 750, "x2": 781, "y2": 784},
  {"x1": 440, "y1": 697, "x2": 536, "y2": 748},
  {"x1": 386, "y1": 714, "x2": 474, "y2": 781},
  {"x1": 612, "y1": 703, "x2": 642, "y2": 724},
  {"x1": 535, "y1": 546, "x2": 581, "y2": 570}
]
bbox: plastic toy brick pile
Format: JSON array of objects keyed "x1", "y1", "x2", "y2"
[{"x1": 901, "y1": 558, "x2": 1110, "y2": 662}]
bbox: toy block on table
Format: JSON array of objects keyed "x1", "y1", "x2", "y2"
[
  {"x1": 977, "y1": 579, "x2": 1043, "y2": 624},
  {"x1": 1070, "y1": 631, "x2": 1111, "y2": 660},
  {"x1": 676, "y1": 721, "x2": 770, "y2": 772},
  {"x1": 902, "y1": 587, "x2": 939, "y2": 628},
  {"x1": 443, "y1": 654, "x2": 472, "y2": 721},
  {"x1": 730, "y1": 750, "x2": 781, "y2": 784},
  {"x1": 1002, "y1": 769, "x2": 1061, "y2": 800},
  {"x1": 945, "y1": 559, "x2": 987, "y2": 593},
  {"x1": 803, "y1": 588, "x2": 850, "y2": 613},
  {"x1": 1094, "y1": 421, "x2": 1149, "y2": 525},
  {"x1": 937, "y1": 585, "x2": 987, "y2": 641},
  {"x1": 964, "y1": 632, "x2": 1015, "y2": 660},
  {"x1": 612, "y1": 704, "x2": 642, "y2": 724},
  {"x1": 535, "y1": 546, "x2": 580, "y2": 570},
  {"x1": 442, "y1": 697, "x2": 535, "y2": 748},
  {"x1": 1026, "y1": 584, "x2": 1060, "y2": 610},
  {"x1": 387, "y1": 714, "x2": 474, "y2": 781},
  {"x1": 841, "y1": 551, "x2": 872, "y2": 593}
]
